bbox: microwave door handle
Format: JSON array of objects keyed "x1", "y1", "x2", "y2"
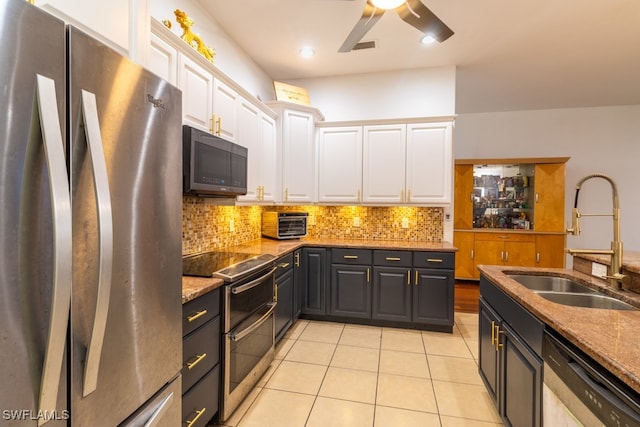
[
  {"x1": 34, "y1": 75, "x2": 73, "y2": 423},
  {"x1": 231, "y1": 266, "x2": 277, "y2": 294},
  {"x1": 230, "y1": 302, "x2": 277, "y2": 342},
  {"x1": 80, "y1": 90, "x2": 114, "y2": 397}
]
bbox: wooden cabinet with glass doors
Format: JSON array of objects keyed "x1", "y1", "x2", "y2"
[{"x1": 453, "y1": 158, "x2": 569, "y2": 280}]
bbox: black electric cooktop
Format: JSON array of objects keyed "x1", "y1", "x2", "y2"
[{"x1": 182, "y1": 251, "x2": 276, "y2": 282}]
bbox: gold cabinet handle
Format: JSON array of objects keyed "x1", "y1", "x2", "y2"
[
  {"x1": 504, "y1": 252, "x2": 509, "y2": 263},
  {"x1": 500, "y1": 251, "x2": 504, "y2": 262},
  {"x1": 536, "y1": 253, "x2": 540, "y2": 264},
  {"x1": 386, "y1": 257, "x2": 401, "y2": 261},
  {"x1": 187, "y1": 309, "x2": 207, "y2": 323},
  {"x1": 279, "y1": 262, "x2": 290, "y2": 268},
  {"x1": 284, "y1": 188, "x2": 289, "y2": 201},
  {"x1": 496, "y1": 327, "x2": 504, "y2": 350},
  {"x1": 294, "y1": 252, "x2": 300, "y2": 267},
  {"x1": 407, "y1": 189, "x2": 411, "y2": 202},
  {"x1": 216, "y1": 117, "x2": 222, "y2": 136},
  {"x1": 357, "y1": 189, "x2": 361, "y2": 203},
  {"x1": 471, "y1": 249, "x2": 475, "y2": 260},
  {"x1": 209, "y1": 115, "x2": 215, "y2": 134},
  {"x1": 414, "y1": 271, "x2": 419, "y2": 285},
  {"x1": 427, "y1": 258, "x2": 443, "y2": 263},
  {"x1": 490, "y1": 321, "x2": 496, "y2": 347},
  {"x1": 367, "y1": 268, "x2": 370, "y2": 283},
  {"x1": 186, "y1": 353, "x2": 207, "y2": 370},
  {"x1": 470, "y1": 192, "x2": 474, "y2": 202},
  {"x1": 186, "y1": 408, "x2": 206, "y2": 427},
  {"x1": 407, "y1": 270, "x2": 411, "y2": 285},
  {"x1": 274, "y1": 284, "x2": 278, "y2": 302},
  {"x1": 343, "y1": 255, "x2": 358, "y2": 259},
  {"x1": 535, "y1": 192, "x2": 539, "y2": 203}
]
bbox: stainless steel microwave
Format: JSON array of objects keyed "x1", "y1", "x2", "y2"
[{"x1": 182, "y1": 125, "x2": 248, "y2": 197}]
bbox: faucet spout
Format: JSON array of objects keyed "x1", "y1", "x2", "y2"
[{"x1": 565, "y1": 173, "x2": 626, "y2": 289}]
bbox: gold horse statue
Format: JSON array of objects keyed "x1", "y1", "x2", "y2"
[{"x1": 174, "y1": 9, "x2": 216, "y2": 63}]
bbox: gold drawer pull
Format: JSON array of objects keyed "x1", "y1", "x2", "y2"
[
  {"x1": 187, "y1": 310, "x2": 207, "y2": 323},
  {"x1": 279, "y1": 262, "x2": 290, "y2": 268},
  {"x1": 427, "y1": 258, "x2": 443, "y2": 263},
  {"x1": 343, "y1": 255, "x2": 358, "y2": 259},
  {"x1": 186, "y1": 408, "x2": 206, "y2": 427},
  {"x1": 386, "y1": 257, "x2": 401, "y2": 261},
  {"x1": 186, "y1": 353, "x2": 207, "y2": 370}
]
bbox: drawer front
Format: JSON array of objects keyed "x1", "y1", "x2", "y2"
[
  {"x1": 275, "y1": 253, "x2": 294, "y2": 278},
  {"x1": 331, "y1": 248, "x2": 372, "y2": 265},
  {"x1": 413, "y1": 251, "x2": 455, "y2": 269},
  {"x1": 474, "y1": 232, "x2": 536, "y2": 243},
  {"x1": 182, "y1": 316, "x2": 220, "y2": 393},
  {"x1": 373, "y1": 250, "x2": 412, "y2": 267},
  {"x1": 182, "y1": 364, "x2": 220, "y2": 427},
  {"x1": 183, "y1": 289, "x2": 220, "y2": 337}
]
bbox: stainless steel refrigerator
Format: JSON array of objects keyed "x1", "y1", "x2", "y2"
[{"x1": 0, "y1": 0, "x2": 183, "y2": 425}]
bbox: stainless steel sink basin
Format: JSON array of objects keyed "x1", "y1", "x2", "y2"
[
  {"x1": 508, "y1": 273, "x2": 637, "y2": 310},
  {"x1": 509, "y1": 274, "x2": 597, "y2": 294},
  {"x1": 534, "y1": 291, "x2": 637, "y2": 310}
]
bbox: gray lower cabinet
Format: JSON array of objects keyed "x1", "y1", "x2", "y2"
[
  {"x1": 479, "y1": 276, "x2": 543, "y2": 427},
  {"x1": 275, "y1": 253, "x2": 294, "y2": 342},
  {"x1": 300, "y1": 247, "x2": 329, "y2": 316},
  {"x1": 372, "y1": 250, "x2": 412, "y2": 323},
  {"x1": 181, "y1": 288, "x2": 221, "y2": 427},
  {"x1": 330, "y1": 249, "x2": 372, "y2": 319}
]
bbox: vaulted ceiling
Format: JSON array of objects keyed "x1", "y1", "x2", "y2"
[{"x1": 200, "y1": 0, "x2": 640, "y2": 113}]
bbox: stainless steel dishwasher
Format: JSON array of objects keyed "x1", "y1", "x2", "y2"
[{"x1": 543, "y1": 331, "x2": 640, "y2": 426}]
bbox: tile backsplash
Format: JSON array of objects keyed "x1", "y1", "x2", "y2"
[{"x1": 182, "y1": 196, "x2": 444, "y2": 254}]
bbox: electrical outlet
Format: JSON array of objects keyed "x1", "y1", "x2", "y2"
[
  {"x1": 353, "y1": 217, "x2": 361, "y2": 227},
  {"x1": 401, "y1": 217, "x2": 409, "y2": 229},
  {"x1": 229, "y1": 219, "x2": 235, "y2": 233},
  {"x1": 591, "y1": 262, "x2": 607, "y2": 279},
  {"x1": 308, "y1": 214, "x2": 316, "y2": 226}
]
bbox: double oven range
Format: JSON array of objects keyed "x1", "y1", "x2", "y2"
[{"x1": 182, "y1": 251, "x2": 277, "y2": 421}]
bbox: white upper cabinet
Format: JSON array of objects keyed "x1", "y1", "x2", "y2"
[
  {"x1": 317, "y1": 127, "x2": 363, "y2": 203},
  {"x1": 236, "y1": 98, "x2": 277, "y2": 204},
  {"x1": 149, "y1": 33, "x2": 178, "y2": 85},
  {"x1": 282, "y1": 109, "x2": 316, "y2": 203},
  {"x1": 405, "y1": 122, "x2": 453, "y2": 204},
  {"x1": 363, "y1": 124, "x2": 407, "y2": 203},
  {"x1": 178, "y1": 54, "x2": 213, "y2": 132},
  {"x1": 213, "y1": 79, "x2": 239, "y2": 142}
]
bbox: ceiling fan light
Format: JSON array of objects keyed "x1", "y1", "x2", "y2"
[
  {"x1": 420, "y1": 34, "x2": 436, "y2": 45},
  {"x1": 299, "y1": 46, "x2": 316, "y2": 58},
  {"x1": 370, "y1": 0, "x2": 405, "y2": 10}
]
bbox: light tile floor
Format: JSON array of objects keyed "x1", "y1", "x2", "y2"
[{"x1": 216, "y1": 313, "x2": 503, "y2": 427}]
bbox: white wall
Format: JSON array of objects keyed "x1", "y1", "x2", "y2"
[
  {"x1": 151, "y1": 0, "x2": 275, "y2": 102},
  {"x1": 455, "y1": 105, "x2": 640, "y2": 261},
  {"x1": 287, "y1": 66, "x2": 456, "y2": 122}
]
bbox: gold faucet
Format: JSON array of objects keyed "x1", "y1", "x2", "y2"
[{"x1": 566, "y1": 173, "x2": 627, "y2": 289}]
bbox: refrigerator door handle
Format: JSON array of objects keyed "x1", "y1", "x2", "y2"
[
  {"x1": 34, "y1": 75, "x2": 73, "y2": 423},
  {"x1": 80, "y1": 90, "x2": 114, "y2": 397}
]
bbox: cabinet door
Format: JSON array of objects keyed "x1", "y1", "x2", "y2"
[
  {"x1": 275, "y1": 268, "x2": 294, "y2": 342},
  {"x1": 301, "y1": 248, "x2": 327, "y2": 316},
  {"x1": 330, "y1": 265, "x2": 371, "y2": 319},
  {"x1": 473, "y1": 237, "x2": 504, "y2": 269},
  {"x1": 479, "y1": 299, "x2": 500, "y2": 403},
  {"x1": 259, "y1": 114, "x2": 277, "y2": 203},
  {"x1": 372, "y1": 266, "x2": 412, "y2": 322},
  {"x1": 212, "y1": 79, "x2": 239, "y2": 142},
  {"x1": 453, "y1": 231, "x2": 476, "y2": 279},
  {"x1": 535, "y1": 234, "x2": 566, "y2": 268},
  {"x1": 534, "y1": 163, "x2": 566, "y2": 232},
  {"x1": 501, "y1": 323, "x2": 543, "y2": 427},
  {"x1": 236, "y1": 98, "x2": 261, "y2": 202},
  {"x1": 413, "y1": 268, "x2": 454, "y2": 327},
  {"x1": 363, "y1": 124, "x2": 406, "y2": 203},
  {"x1": 317, "y1": 127, "x2": 363, "y2": 203},
  {"x1": 504, "y1": 240, "x2": 536, "y2": 267},
  {"x1": 179, "y1": 55, "x2": 213, "y2": 132},
  {"x1": 150, "y1": 33, "x2": 177, "y2": 85},
  {"x1": 405, "y1": 122, "x2": 452, "y2": 204},
  {"x1": 282, "y1": 109, "x2": 316, "y2": 203},
  {"x1": 454, "y1": 164, "x2": 475, "y2": 229}
]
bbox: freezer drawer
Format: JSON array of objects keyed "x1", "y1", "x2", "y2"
[{"x1": 182, "y1": 365, "x2": 221, "y2": 427}]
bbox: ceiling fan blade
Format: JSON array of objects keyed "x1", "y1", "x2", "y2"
[
  {"x1": 396, "y1": 0, "x2": 454, "y2": 42},
  {"x1": 338, "y1": 0, "x2": 385, "y2": 52}
]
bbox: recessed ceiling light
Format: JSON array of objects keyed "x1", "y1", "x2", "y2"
[
  {"x1": 420, "y1": 34, "x2": 437, "y2": 45},
  {"x1": 299, "y1": 46, "x2": 315, "y2": 58},
  {"x1": 371, "y1": 0, "x2": 405, "y2": 9}
]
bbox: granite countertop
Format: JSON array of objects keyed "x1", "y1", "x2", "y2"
[
  {"x1": 182, "y1": 238, "x2": 457, "y2": 303},
  {"x1": 478, "y1": 264, "x2": 640, "y2": 395}
]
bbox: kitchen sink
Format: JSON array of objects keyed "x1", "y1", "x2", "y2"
[
  {"x1": 534, "y1": 291, "x2": 637, "y2": 310},
  {"x1": 509, "y1": 274, "x2": 597, "y2": 294},
  {"x1": 508, "y1": 273, "x2": 637, "y2": 310}
]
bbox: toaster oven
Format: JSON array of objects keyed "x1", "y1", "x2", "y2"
[{"x1": 262, "y1": 212, "x2": 308, "y2": 239}]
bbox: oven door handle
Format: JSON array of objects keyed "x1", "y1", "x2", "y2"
[
  {"x1": 230, "y1": 302, "x2": 276, "y2": 342},
  {"x1": 231, "y1": 266, "x2": 277, "y2": 295}
]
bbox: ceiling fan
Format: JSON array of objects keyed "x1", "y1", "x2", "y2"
[{"x1": 338, "y1": 0, "x2": 454, "y2": 52}]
